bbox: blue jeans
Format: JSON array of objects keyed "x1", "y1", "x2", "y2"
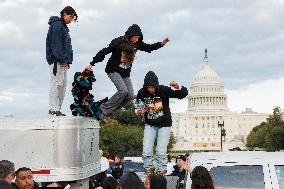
[{"x1": 142, "y1": 124, "x2": 171, "y2": 172}]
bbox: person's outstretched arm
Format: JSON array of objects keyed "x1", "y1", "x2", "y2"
[
  {"x1": 164, "y1": 81, "x2": 188, "y2": 99},
  {"x1": 86, "y1": 39, "x2": 118, "y2": 70},
  {"x1": 137, "y1": 37, "x2": 170, "y2": 53}
]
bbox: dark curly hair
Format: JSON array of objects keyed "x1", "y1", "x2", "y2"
[
  {"x1": 60, "y1": 6, "x2": 78, "y2": 22},
  {"x1": 191, "y1": 166, "x2": 214, "y2": 189},
  {"x1": 15, "y1": 167, "x2": 32, "y2": 175},
  {"x1": 120, "y1": 39, "x2": 136, "y2": 63}
]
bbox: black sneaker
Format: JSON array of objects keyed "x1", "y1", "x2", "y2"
[
  {"x1": 48, "y1": 110, "x2": 66, "y2": 116},
  {"x1": 57, "y1": 111, "x2": 66, "y2": 116},
  {"x1": 99, "y1": 113, "x2": 108, "y2": 123},
  {"x1": 48, "y1": 110, "x2": 57, "y2": 116},
  {"x1": 145, "y1": 167, "x2": 155, "y2": 176},
  {"x1": 155, "y1": 170, "x2": 167, "y2": 176}
]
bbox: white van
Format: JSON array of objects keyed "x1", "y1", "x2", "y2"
[{"x1": 186, "y1": 151, "x2": 284, "y2": 189}]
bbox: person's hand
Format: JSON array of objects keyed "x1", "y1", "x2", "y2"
[
  {"x1": 180, "y1": 160, "x2": 192, "y2": 172},
  {"x1": 161, "y1": 38, "x2": 170, "y2": 46},
  {"x1": 137, "y1": 109, "x2": 146, "y2": 116},
  {"x1": 170, "y1": 81, "x2": 180, "y2": 90},
  {"x1": 60, "y1": 63, "x2": 69, "y2": 68},
  {"x1": 86, "y1": 64, "x2": 93, "y2": 71}
]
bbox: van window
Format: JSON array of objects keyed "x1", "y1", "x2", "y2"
[
  {"x1": 210, "y1": 165, "x2": 265, "y2": 189},
  {"x1": 275, "y1": 165, "x2": 284, "y2": 189}
]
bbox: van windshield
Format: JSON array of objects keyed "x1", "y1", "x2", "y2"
[
  {"x1": 275, "y1": 165, "x2": 284, "y2": 189},
  {"x1": 210, "y1": 165, "x2": 265, "y2": 189}
]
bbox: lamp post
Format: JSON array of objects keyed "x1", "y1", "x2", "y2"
[{"x1": 218, "y1": 121, "x2": 226, "y2": 152}]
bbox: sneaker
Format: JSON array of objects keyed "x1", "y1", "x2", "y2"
[
  {"x1": 48, "y1": 110, "x2": 66, "y2": 116},
  {"x1": 48, "y1": 110, "x2": 57, "y2": 116},
  {"x1": 99, "y1": 113, "x2": 108, "y2": 123},
  {"x1": 99, "y1": 109, "x2": 108, "y2": 123},
  {"x1": 155, "y1": 170, "x2": 167, "y2": 176},
  {"x1": 57, "y1": 111, "x2": 66, "y2": 116},
  {"x1": 145, "y1": 167, "x2": 155, "y2": 176}
]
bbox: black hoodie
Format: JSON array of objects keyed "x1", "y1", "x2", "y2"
[
  {"x1": 136, "y1": 71, "x2": 188, "y2": 127},
  {"x1": 91, "y1": 24, "x2": 163, "y2": 78}
]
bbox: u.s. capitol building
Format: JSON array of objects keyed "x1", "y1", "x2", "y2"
[{"x1": 171, "y1": 50, "x2": 268, "y2": 152}]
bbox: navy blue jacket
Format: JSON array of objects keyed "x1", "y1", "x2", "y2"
[
  {"x1": 46, "y1": 16, "x2": 73, "y2": 65},
  {"x1": 90, "y1": 24, "x2": 163, "y2": 78}
]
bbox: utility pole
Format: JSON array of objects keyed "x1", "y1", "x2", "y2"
[{"x1": 218, "y1": 121, "x2": 226, "y2": 152}]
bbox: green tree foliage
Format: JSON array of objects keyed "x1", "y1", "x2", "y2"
[
  {"x1": 99, "y1": 119, "x2": 144, "y2": 157},
  {"x1": 247, "y1": 107, "x2": 284, "y2": 151},
  {"x1": 168, "y1": 131, "x2": 176, "y2": 150}
]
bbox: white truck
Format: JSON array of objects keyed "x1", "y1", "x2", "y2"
[
  {"x1": 186, "y1": 151, "x2": 284, "y2": 189},
  {"x1": 0, "y1": 117, "x2": 101, "y2": 189}
]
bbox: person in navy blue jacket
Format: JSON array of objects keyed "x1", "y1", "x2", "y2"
[{"x1": 46, "y1": 6, "x2": 77, "y2": 116}]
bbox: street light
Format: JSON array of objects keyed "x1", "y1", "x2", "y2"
[{"x1": 218, "y1": 121, "x2": 226, "y2": 152}]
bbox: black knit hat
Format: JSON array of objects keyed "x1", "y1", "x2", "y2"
[{"x1": 143, "y1": 71, "x2": 159, "y2": 88}]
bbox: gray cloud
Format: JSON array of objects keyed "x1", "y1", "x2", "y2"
[{"x1": 0, "y1": 0, "x2": 283, "y2": 116}]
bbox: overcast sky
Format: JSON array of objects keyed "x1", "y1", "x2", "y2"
[{"x1": 0, "y1": 0, "x2": 284, "y2": 117}]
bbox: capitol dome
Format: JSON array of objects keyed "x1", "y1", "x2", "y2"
[
  {"x1": 188, "y1": 49, "x2": 228, "y2": 112},
  {"x1": 192, "y1": 50, "x2": 221, "y2": 85}
]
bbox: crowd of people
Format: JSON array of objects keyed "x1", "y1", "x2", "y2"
[
  {"x1": 87, "y1": 150, "x2": 215, "y2": 189},
  {"x1": 0, "y1": 160, "x2": 39, "y2": 189},
  {"x1": 0, "y1": 152, "x2": 215, "y2": 189}
]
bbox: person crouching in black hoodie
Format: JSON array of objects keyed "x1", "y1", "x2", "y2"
[
  {"x1": 136, "y1": 71, "x2": 188, "y2": 176},
  {"x1": 86, "y1": 24, "x2": 170, "y2": 122}
]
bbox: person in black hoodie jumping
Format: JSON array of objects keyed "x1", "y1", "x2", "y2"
[
  {"x1": 136, "y1": 71, "x2": 188, "y2": 175},
  {"x1": 86, "y1": 24, "x2": 170, "y2": 120}
]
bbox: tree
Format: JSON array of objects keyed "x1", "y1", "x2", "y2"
[
  {"x1": 267, "y1": 107, "x2": 284, "y2": 128},
  {"x1": 168, "y1": 131, "x2": 176, "y2": 150},
  {"x1": 99, "y1": 119, "x2": 144, "y2": 157},
  {"x1": 246, "y1": 107, "x2": 284, "y2": 151}
]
